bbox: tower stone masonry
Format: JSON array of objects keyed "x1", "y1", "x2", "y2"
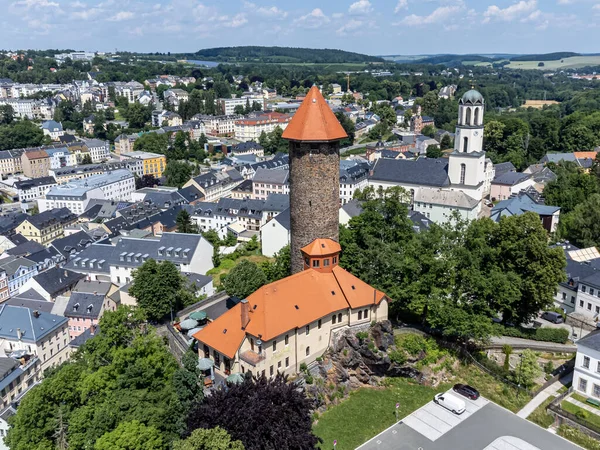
[{"x1": 282, "y1": 86, "x2": 348, "y2": 273}]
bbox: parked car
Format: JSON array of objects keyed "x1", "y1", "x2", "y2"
[
  {"x1": 433, "y1": 393, "x2": 466, "y2": 415},
  {"x1": 541, "y1": 311, "x2": 564, "y2": 324},
  {"x1": 453, "y1": 383, "x2": 480, "y2": 400}
]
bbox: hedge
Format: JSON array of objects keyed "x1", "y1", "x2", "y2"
[{"x1": 492, "y1": 324, "x2": 569, "y2": 344}]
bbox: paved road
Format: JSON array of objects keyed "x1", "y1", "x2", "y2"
[
  {"x1": 517, "y1": 372, "x2": 573, "y2": 419},
  {"x1": 488, "y1": 336, "x2": 576, "y2": 353},
  {"x1": 358, "y1": 399, "x2": 579, "y2": 450}
]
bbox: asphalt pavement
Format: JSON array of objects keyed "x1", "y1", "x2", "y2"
[{"x1": 358, "y1": 392, "x2": 579, "y2": 450}]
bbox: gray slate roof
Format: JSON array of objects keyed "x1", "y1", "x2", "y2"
[
  {"x1": 0, "y1": 305, "x2": 68, "y2": 343},
  {"x1": 31, "y1": 267, "x2": 85, "y2": 297},
  {"x1": 577, "y1": 330, "x2": 600, "y2": 352},
  {"x1": 341, "y1": 199, "x2": 363, "y2": 219},
  {"x1": 492, "y1": 171, "x2": 532, "y2": 186},
  {"x1": 494, "y1": 162, "x2": 516, "y2": 175},
  {"x1": 273, "y1": 208, "x2": 290, "y2": 230},
  {"x1": 490, "y1": 193, "x2": 560, "y2": 223},
  {"x1": 253, "y1": 168, "x2": 289, "y2": 184},
  {"x1": 263, "y1": 193, "x2": 289, "y2": 212},
  {"x1": 65, "y1": 292, "x2": 105, "y2": 320},
  {"x1": 50, "y1": 230, "x2": 94, "y2": 258},
  {"x1": 370, "y1": 158, "x2": 450, "y2": 187}
]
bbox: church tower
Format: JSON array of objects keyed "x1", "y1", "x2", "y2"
[
  {"x1": 448, "y1": 89, "x2": 486, "y2": 199},
  {"x1": 282, "y1": 86, "x2": 348, "y2": 274}
]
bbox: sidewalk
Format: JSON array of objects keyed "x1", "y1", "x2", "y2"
[
  {"x1": 565, "y1": 396, "x2": 600, "y2": 416},
  {"x1": 489, "y1": 336, "x2": 576, "y2": 353},
  {"x1": 517, "y1": 372, "x2": 573, "y2": 419}
]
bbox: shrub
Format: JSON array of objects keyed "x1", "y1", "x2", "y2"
[
  {"x1": 558, "y1": 425, "x2": 600, "y2": 450},
  {"x1": 389, "y1": 349, "x2": 407, "y2": 365},
  {"x1": 305, "y1": 375, "x2": 313, "y2": 384},
  {"x1": 576, "y1": 409, "x2": 589, "y2": 420},
  {"x1": 316, "y1": 356, "x2": 322, "y2": 363},
  {"x1": 356, "y1": 331, "x2": 369, "y2": 341},
  {"x1": 544, "y1": 361, "x2": 554, "y2": 375},
  {"x1": 299, "y1": 362, "x2": 308, "y2": 372},
  {"x1": 491, "y1": 324, "x2": 569, "y2": 344},
  {"x1": 397, "y1": 334, "x2": 428, "y2": 356}
]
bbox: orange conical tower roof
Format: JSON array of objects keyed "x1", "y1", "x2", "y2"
[{"x1": 282, "y1": 86, "x2": 348, "y2": 142}]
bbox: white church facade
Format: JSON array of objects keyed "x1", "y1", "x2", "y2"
[{"x1": 369, "y1": 89, "x2": 492, "y2": 224}]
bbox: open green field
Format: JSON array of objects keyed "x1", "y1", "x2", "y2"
[
  {"x1": 507, "y1": 56, "x2": 600, "y2": 70},
  {"x1": 313, "y1": 379, "x2": 449, "y2": 450}
]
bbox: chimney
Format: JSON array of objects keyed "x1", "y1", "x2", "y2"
[
  {"x1": 90, "y1": 324, "x2": 96, "y2": 335},
  {"x1": 240, "y1": 299, "x2": 250, "y2": 329},
  {"x1": 16, "y1": 328, "x2": 22, "y2": 340},
  {"x1": 33, "y1": 310, "x2": 40, "y2": 318}
]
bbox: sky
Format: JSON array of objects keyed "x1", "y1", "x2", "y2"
[{"x1": 2, "y1": 0, "x2": 600, "y2": 56}]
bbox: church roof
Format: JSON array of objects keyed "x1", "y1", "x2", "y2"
[
  {"x1": 282, "y1": 86, "x2": 348, "y2": 142},
  {"x1": 460, "y1": 89, "x2": 484, "y2": 105}
]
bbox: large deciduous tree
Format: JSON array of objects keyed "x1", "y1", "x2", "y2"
[
  {"x1": 94, "y1": 420, "x2": 166, "y2": 450},
  {"x1": 174, "y1": 427, "x2": 244, "y2": 450},
  {"x1": 222, "y1": 260, "x2": 266, "y2": 299},
  {"x1": 164, "y1": 161, "x2": 193, "y2": 188},
  {"x1": 186, "y1": 374, "x2": 319, "y2": 450}
]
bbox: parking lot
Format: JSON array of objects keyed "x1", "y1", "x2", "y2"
[{"x1": 358, "y1": 389, "x2": 579, "y2": 450}]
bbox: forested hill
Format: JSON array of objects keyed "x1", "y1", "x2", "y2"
[
  {"x1": 193, "y1": 46, "x2": 385, "y2": 63},
  {"x1": 510, "y1": 52, "x2": 580, "y2": 61}
]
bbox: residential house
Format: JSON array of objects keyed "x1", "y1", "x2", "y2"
[
  {"x1": 183, "y1": 169, "x2": 243, "y2": 202},
  {"x1": 121, "y1": 151, "x2": 167, "y2": 178},
  {"x1": 252, "y1": 168, "x2": 289, "y2": 200},
  {"x1": 573, "y1": 331, "x2": 600, "y2": 400},
  {"x1": 182, "y1": 272, "x2": 214, "y2": 298},
  {"x1": 15, "y1": 208, "x2": 77, "y2": 245},
  {"x1": 21, "y1": 150, "x2": 50, "y2": 178},
  {"x1": 83, "y1": 115, "x2": 95, "y2": 134},
  {"x1": 0, "y1": 356, "x2": 42, "y2": 415},
  {"x1": 20, "y1": 267, "x2": 84, "y2": 301},
  {"x1": 234, "y1": 113, "x2": 291, "y2": 142},
  {"x1": 64, "y1": 232, "x2": 214, "y2": 286},
  {"x1": 81, "y1": 139, "x2": 110, "y2": 163},
  {"x1": 231, "y1": 141, "x2": 265, "y2": 157},
  {"x1": 14, "y1": 176, "x2": 57, "y2": 203},
  {"x1": 193, "y1": 239, "x2": 389, "y2": 378},
  {"x1": 490, "y1": 172, "x2": 535, "y2": 201},
  {"x1": 38, "y1": 169, "x2": 135, "y2": 215},
  {"x1": 0, "y1": 305, "x2": 70, "y2": 371},
  {"x1": 218, "y1": 95, "x2": 264, "y2": 115},
  {"x1": 164, "y1": 88, "x2": 190, "y2": 107},
  {"x1": 45, "y1": 147, "x2": 77, "y2": 169},
  {"x1": 0, "y1": 151, "x2": 23, "y2": 176},
  {"x1": 339, "y1": 161, "x2": 369, "y2": 205},
  {"x1": 41, "y1": 120, "x2": 64, "y2": 141},
  {"x1": 50, "y1": 230, "x2": 94, "y2": 260},
  {"x1": 413, "y1": 189, "x2": 480, "y2": 223},
  {"x1": 114, "y1": 134, "x2": 138, "y2": 155},
  {"x1": 0, "y1": 257, "x2": 37, "y2": 296},
  {"x1": 65, "y1": 279, "x2": 117, "y2": 339},
  {"x1": 261, "y1": 208, "x2": 290, "y2": 257},
  {"x1": 230, "y1": 179, "x2": 253, "y2": 199},
  {"x1": 490, "y1": 192, "x2": 561, "y2": 233}
]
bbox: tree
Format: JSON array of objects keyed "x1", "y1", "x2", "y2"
[
  {"x1": 0, "y1": 104, "x2": 14, "y2": 125},
  {"x1": 513, "y1": 349, "x2": 542, "y2": 388},
  {"x1": 222, "y1": 260, "x2": 266, "y2": 299},
  {"x1": 261, "y1": 245, "x2": 291, "y2": 282},
  {"x1": 134, "y1": 133, "x2": 169, "y2": 155},
  {"x1": 129, "y1": 259, "x2": 186, "y2": 320},
  {"x1": 94, "y1": 421, "x2": 166, "y2": 450},
  {"x1": 186, "y1": 374, "x2": 319, "y2": 450},
  {"x1": 164, "y1": 161, "x2": 192, "y2": 188},
  {"x1": 173, "y1": 349, "x2": 204, "y2": 417},
  {"x1": 421, "y1": 124, "x2": 435, "y2": 138},
  {"x1": 136, "y1": 174, "x2": 159, "y2": 189},
  {"x1": 0, "y1": 119, "x2": 45, "y2": 150},
  {"x1": 124, "y1": 103, "x2": 151, "y2": 129},
  {"x1": 334, "y1": 111, "x2": 355, "y2": 146},
  {"x1": 174, "y1": 427, "x2": 244, "y2": 450},
  {"x1": 502, "y1": 344, "x2": 513, "y2": 372},
  {"x1": 426, "y1": 144, "x2": 442, "y2": 158},
  {"x1": 440, "y1": 134, "x2": 453, "y2": 150},
  {"x1": 233, "y1": 105, "x2": 245, "y2": 115},
  {"x1": 81, "y1": 154, "x2": 93, "y2": 165},
  {"x1": 177, "y1": 209, "x2": 198, "y2": 234},
  {"x1": 558, "y1": 194, "x2": 600, "y2": 247},
  {"x1": 5, "y1": 307, "x2": 183, "y2": 450}
]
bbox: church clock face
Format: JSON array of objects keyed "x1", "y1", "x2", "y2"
[{"x1": 473, "y1": 131, "x2": 479, "y2": 136}]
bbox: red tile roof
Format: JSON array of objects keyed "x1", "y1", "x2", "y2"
[
  {"x1": 282, "y1": 86, "x2": 348, "y2": 142},
  {"x1": 301, "y1": 238, "x2": 341, "y2": 256}
]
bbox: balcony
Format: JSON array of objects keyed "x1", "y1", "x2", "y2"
[{"x1": 240, "y1": 350, "x2": 266, "y2": 367}]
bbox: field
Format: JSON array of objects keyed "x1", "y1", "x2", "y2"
[
  {"x1": 206, "y1": 254, "x2": 271, "y2": 286},
  {"x1": 507, "y1": 56, "x2": 600, "y2": 70},
  {"x1": 313, "y1": 378, "x2": 448, "y2": 450},
  {"x1": 523, "y1": 100, "x2": 561, "y2": 109}
]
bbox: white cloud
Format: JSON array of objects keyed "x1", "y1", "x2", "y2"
[
  {"x1": 13, "y1": 0, "x2": 59, "y2": 8},
  {"x1": 109, "y1": 11, "x2": 134, "y2": 21},
  {"x1": 294, "y1": 8, "x2": 330, "y2": 28},
  {"x1": 557, "y1": 0, "x2": 572, "y2": 4},
  {"x1": 483, "y1": 0, "x2": 537, "y2": 23},
  {"x1": 256, "y1": 6, "x2": 287, "y2": 18},
  {"x1": 70, "y1": 1, "x2": 85, "y2": 7},
  {"x1": 71, "y1": 8, "x2": 102, "y2": 20},
  {"x1": 349, "y1": 0, "x2": 372, "y2": 15},
  {"x1": 193, "y1": 3, "x2": 219, "y2": 21},
  {"x1": 332, "y1": 12, "x2": 344, "y2": 19},
  {"x1": 398, "y1": 2, "x2": 465, "y2": 26},
  {"x1": 223, "y1": 13, "x2": 248, "y2": 27},
  {"x1": 594, "y1": 3, "x2": 600, "y2": 9},
  {"x1": 394, "y1": 0, "x2": 408, "y2": 13},
  {"x1": 337, "y1": 19, "x2": 363, "y2": 35}
]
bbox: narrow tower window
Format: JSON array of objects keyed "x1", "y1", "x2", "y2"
[
  {"x1": 474, "y1": 107, "x2": 480, "y2": 126},
  {"x1": 463, "y1": 137, "x2": 469, "y2": 153},
  {"x1": 465, "y1": 107, "x2": 472, "y2": 126},
  {"x1": 460, "y1": 164, "x2": 466, "y2": 185}
]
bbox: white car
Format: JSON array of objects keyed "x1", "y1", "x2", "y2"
[{"x1": 434, "y1": 392, "x2": 466, "y2": 415}]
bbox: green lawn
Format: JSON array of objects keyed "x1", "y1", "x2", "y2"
[
  {"x1": 561, "y1": 400, "x2": 600, "y2": 428},
  {"x1": 313, "y1": 378, "x2": 449, "y2": 450},
  {"x1": 527, "y1": 396, "x2": 555, "y2": 428},
  {"x1": 572, "y1": 392, "x2": 600, "y2": 409}
]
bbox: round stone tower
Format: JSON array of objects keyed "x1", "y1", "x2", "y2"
[{"x1": 282, "y1": 86, "x2": 348, "y2": 274}]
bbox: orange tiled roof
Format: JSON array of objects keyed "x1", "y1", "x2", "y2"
[
  {"x1": 301, "y1": 238, "x2": 341, "y2": 257},
  {"x1": 24, "y1": 150, "x2": 48, "y2": 160},
  {"x1": 192, "y1": 304, "x2": 247, "y2": 359},
  {"x1": 282, "y1": 86, "x2": 348, "y2": 142},
  {"x1": 574, "y1": 152, "x2": 598, "y2": 160},
  {"x1": 193, "y1": 265, "x2": 388, "y2": 356}
]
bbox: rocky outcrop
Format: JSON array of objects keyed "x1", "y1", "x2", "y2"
[{"x1": 305, "y1": 321, "x2": 426, "y2": 411}]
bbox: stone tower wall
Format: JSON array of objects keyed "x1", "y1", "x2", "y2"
[{"x1": 289, "y1": 141, "x2": 340, "y2": 273}]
